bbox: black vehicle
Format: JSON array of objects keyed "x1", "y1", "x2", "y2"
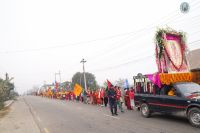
[{"x1": 134, "y1": 80, "x2": 200, "y2": 127}]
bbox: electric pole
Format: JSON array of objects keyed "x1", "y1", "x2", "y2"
[
  {"x1": 55, "y1": 71, "x2": 61, "y2": 83},
  {"x1": 80, "y1": 58, "x2": 87, "y2": 91},
  {"x1": 59, "y1": 70, "x2": 61, "y2": 83},
  {"x1": 80, "y1": 74, "x2": 82, "y2": 86}
]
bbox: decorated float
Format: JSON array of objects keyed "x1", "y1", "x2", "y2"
[{"x1": 134, "y1": 27, "x2": 200, "y2": 93}]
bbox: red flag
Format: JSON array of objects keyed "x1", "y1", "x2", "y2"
[{"x1": 107, "y1": 79, "x2": 113, "y2": 89}]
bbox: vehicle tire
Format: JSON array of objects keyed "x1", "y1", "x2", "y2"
[
  {"x1": 188, "y1": 107, "x2": 200, "y2": 128},
  {"x1": 140, "y1": 103, "x2": 151, "y2": 118}
]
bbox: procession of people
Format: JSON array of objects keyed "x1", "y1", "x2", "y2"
[{"x1": 39, "y1": 83, "x2": 135, "y2": 116}]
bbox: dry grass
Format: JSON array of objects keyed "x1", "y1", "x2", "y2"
[{"x1": 0, "y1": 107, "x2": 10, "y2": 118}]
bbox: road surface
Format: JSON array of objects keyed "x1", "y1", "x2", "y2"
[{"x1": 0, "y1": 96, "x2": 199, "y2": 133}]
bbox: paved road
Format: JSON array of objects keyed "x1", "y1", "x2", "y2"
[{"x1": 1, "y1": 96, "x2": 200, "y2": 133}]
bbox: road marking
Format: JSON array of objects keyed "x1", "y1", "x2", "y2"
[
  {"x1": 103, "y1": 114, "x2": 120, "y2": 119},
  {"x1": 23, "y1": 98, "x2": 43, "y2": 133},
  {"x1": 44, "y1": 128, "x2": 50, "y2": 133}
]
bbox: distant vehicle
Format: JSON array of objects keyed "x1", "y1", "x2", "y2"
[{"x1": 133, "y1": 74, "x2": 200, "y2": 127}]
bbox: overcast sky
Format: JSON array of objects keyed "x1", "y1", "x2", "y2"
[{"x1": 0, "y1": 0, "x2": 200, "y2": 94}]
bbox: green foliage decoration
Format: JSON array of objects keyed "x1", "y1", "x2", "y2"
[{"x1": 155, "y1": 27, "x2": 186, "y2": 59}]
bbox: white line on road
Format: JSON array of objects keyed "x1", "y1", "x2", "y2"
[
  {"x1": 103, "y1": 114, "x2": 120, "y2": 119},
  {"x1": 44, "y1": 128, "x2": 50, "y2": 133}
]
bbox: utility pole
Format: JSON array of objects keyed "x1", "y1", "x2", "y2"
[
  {"x1": 55, "y1": 73, "x2": 56, "y2": 83},
  {"x1": 80, "y1": 58, "x2": 87, "y2": 91},
  {"x1": 59, "y1": 70, "x2": 61, "y2": 83},
  {"x1": 79, "y1": 74, "x2": 82, "y2": 86},
  {"x1": 55, "y1": 71, "x2": 61, "y2": 83}
]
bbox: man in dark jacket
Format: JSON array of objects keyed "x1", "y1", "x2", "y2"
[
  {"x1": 108, "y1": 86, "x2": 118, "y2": 116},
  {"x1": 104, "y1": 87, "x2": 109, "y2": 107}
]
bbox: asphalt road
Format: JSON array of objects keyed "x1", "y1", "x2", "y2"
[{"x1": 23, "y1": 96, "x2": 199, "y2": 133}]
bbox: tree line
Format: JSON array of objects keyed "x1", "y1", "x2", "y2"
[
  {"x1": 71, "y1": 72, "x2": 128, "y2": 90},
  {"x1": 0, "y1": 73, "x2": 17, "y2": 109}
]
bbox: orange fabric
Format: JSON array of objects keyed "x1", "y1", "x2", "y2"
[
  {"x1": 73, "y1": 84, "x2": 83, "y2": 96},
  {"x1": 159, "y1": 73, "x2": 192, "y2": 85}
]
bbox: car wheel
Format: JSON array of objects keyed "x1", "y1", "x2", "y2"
[
  {"x1": 188, "y1": 107, "x2": 200, "y2": 128},
  {"x1": 140, "y1": 103, "x2": 151, "y2": 118}
]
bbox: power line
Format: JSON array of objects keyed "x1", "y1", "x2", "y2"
[
  {"x1": 89, "y1": 28, "x2": 194, "y2": 63},
  {"x1": 191, "y1": 1, "x2": 200, "y2": 10},
  {"x1": 167, "y1": 13, "x2": 200, "y2": 26},
  {"x1": 87, "y1": 12, "x2": 200, "y2": 62},
  {"x1": 89, "y1": 55, "x2": 153, "y2": 72},
  {"x1": 88, "y1": 39, "x2": 200, "y2": 73},
  {"x1": 90, "y1": 23, "x2": 200, "y2": 63},
  {"x1": 115, "y1": 38, "x2": 200, "y2": 65},
  {"x1": 0, "y1": 4, "x2": 185, "y2": 54},
  {"x1": 188, "y1": 39, "x2": 200, "y2": 47},
  {"x1": 188, "y1": 39, "x2": 200, "y2": 45},
  {"x1": 0, "y1": 33, "x2": 135, "y2": 54},
  {"x1": 1, "y1": 2, "x2": 199, "y2": 76},
  {"x1": 85, "y1": 28, "x2": 200, "y2": 72},
  {"x1": 87, "y1": 26, "x2": 155, "y2": 61}
]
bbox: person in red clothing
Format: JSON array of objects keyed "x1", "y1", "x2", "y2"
[
  {"x1": 100, "y1": 88, "x2": 104, "y2": 106},
  {"x1": 125, "y1": 88, "x2": 132, "y2": 110},
  {"x1": 93, "y1": 90, "x2": 97, "y2": 104},
  {"x1": 86, "y1": 89, "x2": 90, "y2": 104},
  {"x1": 129, "y1": 87, "x2": 135, "y2": 110},
  {"x1": 65, "y1": 91, "x2": 69, "y2": 101},
  {"x1": 96, "y1": 89, "x2": 101, "y2": 105},
  {"x1": 72, "y1": 92, "x2": 76, "y2": 101},
  {"x1": 90, "y1": 90, "x2": 94, "y2": 104},
  {"x1": 116, "y1": 86, "x2": 124, "y2": 112}
]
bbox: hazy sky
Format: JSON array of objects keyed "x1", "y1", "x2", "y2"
[{"x1": 0, "y1": 0, "x2": 200, "y2": 94}]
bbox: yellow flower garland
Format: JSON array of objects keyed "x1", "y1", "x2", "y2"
[{"x1": 159, "y1": 73, "x2": 193, "y2": 85}]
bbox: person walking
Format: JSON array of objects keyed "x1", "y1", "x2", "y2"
[
  {"x1": 104, "y1": 87, "x2": 108, "y2": 107},
  {"x1": 125, "y1": 88, "x2": 132, "y2": 110},
  {"x1": 116, "y1": 87, "x2": 124, "y2": 113},
  {"x1": 100, "y1": 88, "x2": 104, "y2": 106},
  {"x1": 129, "y1": 87, "x2": 135, "y2": 110},
  {"x1": 108, "y1": 86, "x2": 118, "y2": 116}
]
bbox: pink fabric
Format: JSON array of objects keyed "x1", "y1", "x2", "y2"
[
  {"x1": 166, "y1": 34, "x2": 180, "y2": 42},
  {"x1": 147, "y1": 73, "x2": 161, "y2": 88}
]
